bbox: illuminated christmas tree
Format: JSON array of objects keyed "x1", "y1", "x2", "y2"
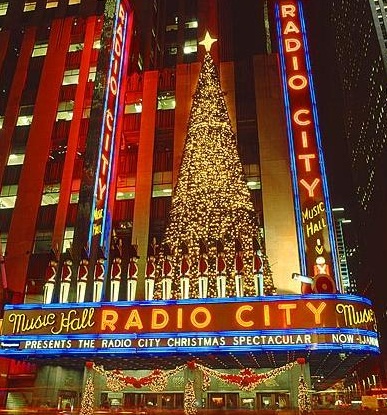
[
  {"x1": 80, "y1": 374, "x2": 95, "y2": 415},
  {"x1": 298, "y1": 375, "x2": 312, "y2": 414},
  {"x1": 155, "y1": 33, "x2": 275, "y2": 299}
]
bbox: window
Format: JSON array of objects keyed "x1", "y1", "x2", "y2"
[
  {"x1": 46, "y1": 1, "x2": 58, "y2": 8},
  {"x1": 68, "y1": 0, "x2": 81, "y2": 4},
  {"x1": 0, "y1": 2, "x2": 8, "y2": 16},
  {"x1": 32, "y1": 43, "x2": 48, "y2": 57},
  {"x1": 68, "y1": 43, "x2": 83, "y2": 52},
  {"x1": 93, "y1": 39, "x2": 101, "y2": 49},
  {"x1": 33, "y1": 231, "x2": 52, "y2": 253},
  {"x1": 125, "y1": 101, "x2": 142, "y2": 114},
  {"x1": 88, "y1": 66, "x2": 97, "y2": 82},
  {"x1": 0, "y1": 185, "x2": 18, "y2": 209},
  {"x1": 183, "y1": 39, "x2": 197, "y2": 54},
  {"x1": 56, "y1": 101, "x2": 74, "y2": 121},
  {"x1": 17, "y1": 106, "x2": 34, "y2": 126},
  {"x1": 41, "y1": 183, "x2": 60, "y2": 206},
  {"x1": 157, "y1": 93, "x2": 175, "y2": 110},
  {"x1": 0, "y1": 116, "x2": 4, "y2": 129},
  {"x1": 185, "y1": 20, "x2": 198, "y2": 29},
  {"x1": 24, "y1": 1, "x2": 36, "y2": 11},
  {"x1": 63, "y1": 227, "x2": 74, "y2": 252},
  {"x1": 7, "y1": 153, "x2": 25, "y2": 166},
  {"x1": 62, "y1": 69, "x2": 79, "y2": 85}
]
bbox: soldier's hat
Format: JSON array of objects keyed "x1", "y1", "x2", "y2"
[
  {"x1": 216, "y1": 239, "x2": 224, "y2": 254},
  {"x1": 111, "y1": 239, "x2": 122, "y2": 259},
  {"x1": 180, "y1": 241, "x2": 189, "y2": 256},
  {"x1": 162, "y1": 242, "x2": 173, "y2": 257},
  {"x1": 253, "y1": 237, "x2": 261, "y2": 252},
  {"x1": 147, "y1": 237, "x2": 158, "y2": 258},
  {"x1": 199, "y1": 239, "x2": 208, "y2": 255},
  {"x1": 129, "y1": 244, "x2": 140, "y2": 259},
  {"x1": 63, "y1": 248, "x2": 73, "y2": 262},
  {"x1": 80, "y1": 246, "x2": 90, "y2": 262},
  {"x1": 96, "y1": 246, "x2": 107, "y2": 260},
  {"x1": 49, "y1": 248, "x2": 59, "y2": 263},
  {"x1": 235, "y1": 238, "x2": 243, "y2": 253}
]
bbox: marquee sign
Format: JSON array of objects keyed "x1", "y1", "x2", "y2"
[
  {"x1": 275, "y1": 1, "x2": 339, "y2": 288},
  {"x1": 0, "y1": 295, "x2": 379, "y2": 356}
]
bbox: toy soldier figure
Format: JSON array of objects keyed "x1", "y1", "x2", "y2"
[
  {"x1": 179, "y1": 242, "x2": 190, "y2": 299},
  {"x1": 93, "y1": 247, "x2": 106, "y2": 302},
  {"x1": 43, "y1": 249, "x2": 58, "y2": 304},
  {"x1": 59, "y1": 249, "x2": 73, "y2": 303},
  {"x1": 198, "y1": 239, "x2": 209, "y2": 298},
  {"x1": 110, "y1": 239, "x2": 122, "y2": 302},
  {"x1": 234, "y1": 238, "x2": 244, "y2": 297},
  {"x1": 127, "y1": 244, "x2": 139, "y2": 301},
  {"x1": 252, "y1": 237, "x2": 264, "y2": 296},
  {"x1": 216, "y1": 240, "x2": 226, "y2": 298},
  {"x1": 161, "y1": 243, "x2": 173, "y2": 300},
  {"x1": 76, "y1": 247, "x2": 89, "y2": 303},
  {"x1": 145, "y1": 238, "x2": 157, "y2": 301}
]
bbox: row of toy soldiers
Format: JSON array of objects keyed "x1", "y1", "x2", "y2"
[
  {"x1": 151, "y1": 237, "x2": 265, "y2": 301},
  {"x1": 43, "y1": 237, "x2": 265, "y2": 304},
  {"x1": 43, "y1": 243, "x2": 141, "y2": 304}
]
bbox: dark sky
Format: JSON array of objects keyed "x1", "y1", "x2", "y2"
[{"x1": 302, "y1": 2, "x2": 355, "y2": 211}]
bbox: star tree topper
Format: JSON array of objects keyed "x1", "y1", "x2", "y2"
[{"x1": 199, "y1": 31, "x2": 217, "y2": 52}]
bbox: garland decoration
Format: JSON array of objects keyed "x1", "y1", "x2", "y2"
[
  {"x1": 84, "y1": 358, "x2": 305, "y2": 415},
  {"x1": 195, "y1": 360, "x2": 298, "y2": 391},
  {"x1": 93, "y1": 363, "x2": 186, "y2": 392}
]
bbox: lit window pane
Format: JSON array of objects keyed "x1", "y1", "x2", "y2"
[
  {"x1": 0, "y1": 3, "x2": 8, "y2": 16},
  {"x1": 7, "y1": 154, "x2": 25, "y2": 166},
  {"x1": 24, "y1": 2, "x2": 36, "y2": 11},
  {"x1": 157, "y1": 94, "x2": 175, "y2": 110},
  {"x1": 46, "y1": 1, "x2": 58, "y2": 8},
  {"x1": 32, "y1": 43, "x2": 48, "y2": 57},
  {"x1": 62, "y1": 69, "x2": 80, "y2": 85}
]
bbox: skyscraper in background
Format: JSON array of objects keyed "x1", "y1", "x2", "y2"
[{"x1": 327, "y1": 0, "x2": 387, "y2": 376}]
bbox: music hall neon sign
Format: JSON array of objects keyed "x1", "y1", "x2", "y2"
[
  {"x1": 276, "y1": 1, "x2": 339, "y2": 288},
  {"x1": 0, "y1": 295, "x2": 379, "y2": 356}
]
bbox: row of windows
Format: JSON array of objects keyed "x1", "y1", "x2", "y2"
[
  {"x1": 32, "y1": 39, "x2": 100, "y2": 58},
  {"x1": 0, "y1": 0, "x2": 81, "y2": 16}
]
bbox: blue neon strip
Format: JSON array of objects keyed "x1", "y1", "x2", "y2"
[
  {"x1": 275, "y1": 3, "x2": 307, "y2": 275},
  {"x1": 0, "y1": 344, "x2": 379, "y2": 356},
  {"x1": 3, "y1": 292, "x2": 374, "y2": 310},
  {"x1": 297, "y1": 1, "x2": 341, "y2": 289},
  {"x1": 1, "y1": 327, "x2": 378, "y2": 342}
]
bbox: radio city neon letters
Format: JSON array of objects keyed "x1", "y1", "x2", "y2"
[{"x1": 277, "y1": 0, "x2": 335, "y2": 281}]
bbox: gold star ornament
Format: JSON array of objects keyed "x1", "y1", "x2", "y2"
[{"x1": 199, "y1": 31, "x2": 217, "y2": 52}]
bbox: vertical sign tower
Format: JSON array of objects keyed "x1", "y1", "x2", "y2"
[
  {"x1": 74, "y1": 0, "x2": 133, "y2": 296},
  {"x1": 275, "y1": 0, "x2": 340, "y2": 292}
]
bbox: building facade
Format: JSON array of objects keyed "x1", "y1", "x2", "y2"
[{"x1": 0, "y1": 0, "x2": 380, "y2": 411}]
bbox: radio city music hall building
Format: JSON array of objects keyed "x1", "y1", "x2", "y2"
[{"x1": 0, "y1": 0, "x2": 380, "y2": 411}]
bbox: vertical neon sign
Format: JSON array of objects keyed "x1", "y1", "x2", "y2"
[
  {"x1": 90, "y1": 0, "x2": 132, "y2": 252},
  {"x1": 275, "y1": 1, "x2": 340, "y2": 291}
]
